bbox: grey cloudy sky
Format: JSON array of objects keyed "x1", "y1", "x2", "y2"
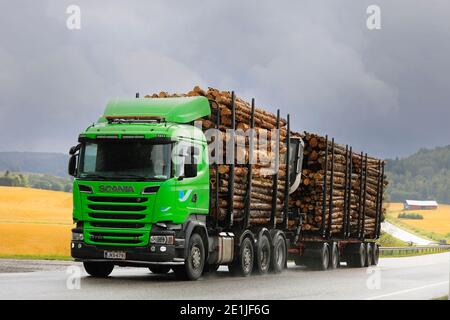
[{"x1": 1, "y1": 0, "x2": 449, "y2": 158}]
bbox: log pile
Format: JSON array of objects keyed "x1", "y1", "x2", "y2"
[
  {"x1": 145, "y1": 86, "x2": 388, "y2": 238},
  {"x1": 289, "y1": 132, "x2": 388, "y2": 238},
  {"x1": 145, "y1": 86, "x2": 288, "y2": 226}
]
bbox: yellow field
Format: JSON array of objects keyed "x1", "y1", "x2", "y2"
[
  {"x1": 386, "y1": 202, "x2": 450, "y2": 236},
  {"x1": 0, "y1": 187, "x2": 72, "y2": 257}
]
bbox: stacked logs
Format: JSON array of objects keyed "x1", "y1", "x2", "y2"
[
  {"x1": 145, "y1": 86, "x2": 288, "y2": 225},
  {"x1": 289, "y1": 132, "x2": 387, "y2": 238}
]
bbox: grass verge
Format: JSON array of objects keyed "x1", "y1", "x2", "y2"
[{"x1": 0, "y1": 254, "x2": 72, "y2": 261}]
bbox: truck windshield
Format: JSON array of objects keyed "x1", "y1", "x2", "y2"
[{"x1": 78, "y1": 140, "x2": 172, "y2": 181}]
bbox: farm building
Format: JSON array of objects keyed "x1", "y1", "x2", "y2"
[{"x1": 403, "y1": 200, "x2": 438, "y2": 210}]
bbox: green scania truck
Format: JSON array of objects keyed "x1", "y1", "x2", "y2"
[{"x1": 69, "y1": 95, "x2": 383, "y2": 280}]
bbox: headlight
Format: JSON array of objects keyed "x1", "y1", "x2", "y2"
[
  {"x1": 150, "y1": 235, "x2": 174, "y2": 245},
  {"x1": 72, "y1": 232, "x2": 84, "y2": 241}
]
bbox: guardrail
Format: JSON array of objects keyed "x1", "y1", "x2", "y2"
[{"x1": 380, "y1": 245, "x2": 450, "y2": 256}]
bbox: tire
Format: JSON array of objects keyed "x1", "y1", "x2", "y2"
[
  {"x1": 347, "y1": 243, "x2": 366, "y2": 268},
  {"x1": 148, "y1": 266, "x2": 171, "y2": 274},
  {"x1": 228, "y1": 237, "x2": 254, "y2": 277},
  {"x1": 83, "y1": 262, "x2": 114, "y2": 278},
  {"x1": 173, "y1": 233, "x2": 205, "y2": 281},
  {"x1": 255, "y1": 234, "x2": 271, "y2": 275},
  {"x1": 365, "y1": 243, "x2": 372, "y2": 267},
  {"x1": 270, "y1": 234, "x2": 287, "y2": 273},
  {"x1": 329, "y1": 242, "x2": 340, "y2": 269},
  {"x1": 372, "y1": 243, "x2": 380, "y2": 265},
  {"x1": 305, "y1": 243, "x2": 330, "y2": 270},
  {"x1": 317, "y1": 243, "x2": 330, "y2": 270}
]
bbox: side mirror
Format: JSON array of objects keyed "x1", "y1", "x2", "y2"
[
  {"x1": 68, "y1": 155, "x2": 77, "y2": 176},
  {"x1": 69, "y1": 144, "x2": 81, "y2": 156}
]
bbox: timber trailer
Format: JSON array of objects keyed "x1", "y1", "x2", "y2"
[{"x1": 69, "y1": 93, "x2": 384, "y2": 280}]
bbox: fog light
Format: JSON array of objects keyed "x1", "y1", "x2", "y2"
[
  {"x1": 160, "y1": 246, "x2": 166, "y2": 252},
  {"x1": 72, "y1": 232, "x2": 84, "y2": 241}
]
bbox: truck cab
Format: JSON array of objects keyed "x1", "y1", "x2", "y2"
[{"x1": 70, "y1": 97, "x2": 215, "y2": 279}]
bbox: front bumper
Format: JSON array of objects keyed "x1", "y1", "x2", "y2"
[{"x1": 71, "y1": 241, "x2": 185, "y2": 266}]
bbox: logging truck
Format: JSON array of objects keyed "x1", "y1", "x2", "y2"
[{"x1": 69, "y1": 91, "x2": 385, "y2": 280}]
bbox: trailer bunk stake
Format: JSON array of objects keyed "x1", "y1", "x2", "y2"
[
  {"x1": 283, "y1": 114, "x2": 291, "y2": 229},
  {"x1": 374, "y1": 160, "x2": 382, "y2": 239},
  {"x1": 243, "y1": 99, "x2": 255, "y2": 229},
  {"x1": 377, "y1": 162, "x2": 385, "y2": 238},
  {"x1": 361, "y1": 153, "x2": 368, "y2": 240},
  {"x1": 357, "y1": 152, "x2": 364, "y2": 238},
  {"x1": 270, "y1": 110, "x2": 280, "y2": 229},
  {"x1": 346, "y1": 147, "x2": 353, "y2": 238},
  {"x1": 321, "y1": 135, "x2": 329, "y2": 237},
  {"x1": 327, "y1": 138, "x2": 335, "y2": 238},
  {"x1": 227, "y1": 91, "x2": 236, "y2": 228},
  {"x1": 342, "y1": 145, "x2": 349, "y2": 239}
]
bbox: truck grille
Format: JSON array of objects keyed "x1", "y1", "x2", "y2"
[
  {"x1": 84, "y1": 195, "x2": 151, "y2": 246},
  {"x1": 88, "y1": 204, "x2": 146, "y2": 212},
  {"x1": 88, "y1": 213, "x2": 146, "y2": 220},
  {"x1": 90, "y1": 222, "x2": 145, "y2": 229},
  {"x1": 87, "y1": 196, "x2": 148, "y2": 203}
]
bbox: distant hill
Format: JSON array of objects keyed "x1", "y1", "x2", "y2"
[
  {"x1": 0, "y1": 152, "x2": 68, "y2": 177},
  {"x1": 385, "y1": 145, "x2": 450, "y2": 204}
]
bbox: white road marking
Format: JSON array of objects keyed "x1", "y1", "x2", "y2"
[{"x1": 366, "y1": 281, "x2": 449, "y2": 300}]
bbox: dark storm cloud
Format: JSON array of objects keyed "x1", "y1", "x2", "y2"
[{"x1": 0, "y1": 0, "x2": 449, "y2": 158}]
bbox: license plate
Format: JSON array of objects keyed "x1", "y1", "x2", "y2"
[{"x1": 104, "y1": 251, "x2": 126, "y2": 260}]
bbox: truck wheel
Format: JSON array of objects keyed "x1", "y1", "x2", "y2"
[
  {"x1": 365, "y1": 243, "x2": 372, "y2": 267},
  {"x1": 271, "y1": 234, "x2": 286, "y2": 273},
  {"x1": 372, "y1": 243, "x2": 380, "y2": 265},
  {"x1": 255, "y1": 234, "x2": 271, "y2": 274},
  {"x1": 173, "y1": 233, "x2": 205, "y2": 281},
  {"x1": 229, "y1": 237, "x2": 254, "y2": 277},
  {"x1": 329, "y1": 242, "x2": 340, "y2": 269},
  {"x1": 83, "y1": 262, "x2": 114, "y2": 278},
  {"x1": 317, "y1": 243, "x2": 330, "y2": 270},
  {"x1": 347, "y1": 243, "x2": 366, "y2": 268},
  {"x1": 148, "y1": 266, "x2": 171, "y2": 274}
]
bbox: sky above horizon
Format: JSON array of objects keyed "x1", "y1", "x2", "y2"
[{"x1": 1, "y1": 1, "x2": 449, "y2": 159}]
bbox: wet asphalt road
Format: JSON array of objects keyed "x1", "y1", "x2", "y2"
[{"x1": 0, "y1": 253, "x2": 448, "y2": 300}]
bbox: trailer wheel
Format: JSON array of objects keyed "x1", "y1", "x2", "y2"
[
  {"x1": 329, "y1": 242, "x2": 340, "y2": 269},
  {"x1": 173, "y1": 233, "x2": 205, "y2": 280},
  {"x1": 255, "y1": 234, "x2": 271, "y2": 274},
  {"x1": 317, "y1": 243, "x2": 330, "y2": 270},
  {"x1": 229, "y1": 237, "x2": 254, "y2": 277},
  {"x1": 270, "y1": 234, "x2": 286, "y2": 273},
  {"x1": 372, "y1": 243, "x2": 380, "y2": 265},
  {"x1": 148, "y1": 266, "x2": 171, "y2": 274},
  {"x1": 365, "y1": 243, "x2": 372, "y2": 267},
  {"x1": 347, "y1": 243, "x2": 366, "y2": 268},
  {"x1": 83, "y1": 262, "x2": 114, "y2": 278}
]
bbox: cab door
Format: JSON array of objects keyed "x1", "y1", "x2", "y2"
[{"x1": 173, "y1": 142, "x2": 201, "y2": 221}]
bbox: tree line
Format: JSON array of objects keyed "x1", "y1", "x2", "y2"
[
  {"x1": 0, "y1": 171, "x2": 72, "y2": 192},
  {"x1": 385, "y1": 146, "x2": 450, "y2": 203}
]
